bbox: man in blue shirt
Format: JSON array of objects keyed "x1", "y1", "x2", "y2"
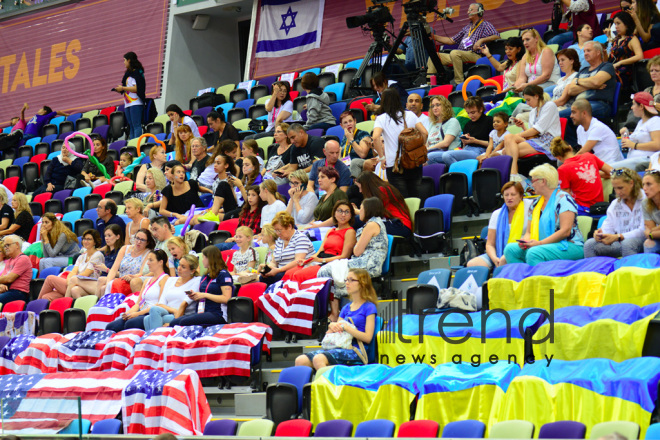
[
  {"x1": 95, "y1": 199, "x2": 126, "y2": 245},
  {"x1": 307, "y1": 140, "x2": 352, "y2": 193}
]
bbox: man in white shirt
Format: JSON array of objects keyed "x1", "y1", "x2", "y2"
[
  {"x1": 406, "y1": 93, "x2": 430, "y2": 130},
  {"x1": 570, "y1": 99, "x2": 623, "y2": 165}
]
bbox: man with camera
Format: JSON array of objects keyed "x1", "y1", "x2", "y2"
[
  {"x1": 547, "y1": 0, "x2": 601, "y2": 48},
  {"x1": 427, "y1": 3, "x2": 499, "y2": 85}
]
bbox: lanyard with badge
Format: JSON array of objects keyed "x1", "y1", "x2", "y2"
[
  {"x1": 463, "y1": 20, "x2": 483, "y2": 49},
  {"x1": 528, "y1": 52, "x2": 540, "y2": 81},
  {"x1": 138, "y1": 273, "x2": 165, "y2": 310}
]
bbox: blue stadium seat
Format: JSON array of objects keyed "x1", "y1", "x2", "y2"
[
  {"x1": 299, "y1": 67, "x2": 321, "y2": 76},
  {"x1": 417, "y1": 268, "x2": 451, "y2": 289},
  {"x1": 453, "y1": 266, "x2": 489, "y2": 288},
  {"x1": 50, "y1": 116, "x2": 65, "y2": 128},
  {"x1": 448, "y1": 159, "x2": 479, "y2": 194},
  {"x1": 47, "y1": 151, "x2": 60, "y2": 160},
  {"x1": 215, "y1": 102, "x2": 234, "y2": 116},
  {"x1": 345, "y1": 59, "x2": 362, "y2": 70},
  {"x1": 329, "y1": 102, "x2": 347, "y2": 124},
  {"x1": 42, "y1": 133, "x2": 58, "y2": 145},
  {"x1": 325, "y1": 125, "x2": 344, "y2": 140},
  {"x1": 424, "y1": 194, "x2": 454, "y2": 233},
  {"x1": 83, "y1": 209, "x2": 98, "y2": 221},
  {"x1": 62, "y1": 210, "x2": 83, "y2": 225},
  {"x1": 235, "y1": 99, "x2": 255, "y2": 113},
  {"x1": 72, "y1": 187, "x2": 92, "y2": 199},
  {"x1": 324, "y1": 83, "x2": 345, "y2": 101}
]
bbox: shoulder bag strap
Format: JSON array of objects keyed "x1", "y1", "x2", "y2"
[{"x1": 348, "y1": 317, "x2": 368, "y2": 364}]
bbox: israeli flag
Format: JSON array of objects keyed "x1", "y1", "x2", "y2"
[{"x1": 255, "y1": 0, "x2": 325, "y2": 58}]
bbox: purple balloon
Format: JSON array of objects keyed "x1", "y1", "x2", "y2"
[{"x1": 181, "y1": 205, "x2": 196, "y2": 237}]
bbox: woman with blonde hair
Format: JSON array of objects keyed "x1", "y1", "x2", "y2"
[
  {"x1": 0, "y1": 192, "x2": 33, "y2": 242},
  {"x1": 295, "y1": 268, "x2": 377, "y2": 369},
  {"x1": 39, "y1": 212, "x2": 80, "y2": 271},
  {"x1": 259, "y1": 179, "x2": 287, "y2": 228},
  {"x1": 427, "y1": 95, "x2": 461, "y2": 164},
  {"x1": 135, "y1": 145, "x2": 168, "y2": 192},
  {"x1": 125, "y1": 198, "x2": 150, "y2": 245},
  {"x1": 166, "y1": 236, "x2": 190, "y2": 273},
  {"x1": 512, "y1": 29, "x2": 560, "y2": 93}
]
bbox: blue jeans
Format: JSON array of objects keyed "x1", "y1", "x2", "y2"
[
  {"x1": 427, "y1": 150, "x2": 447, "y2": 164},
  {"x1": 125, "y1": 105, "x2": 144, "y2": 140},
  {"x1": 170, "y1": 312, "x2": 225, "y2": 327},
  {"x1": 559, "y1": 101, "x2": 611, "y2": 146},
  {"x1": 215, "y1": 242, "x2": 236, "y2": 251},
  {"x1": 0, "y1": 290, "x2": 28, "y2": 306},
  {"x1": 143, "y1": 305, "x2": 175, "y2": 331},
  {"x1": 610, "y1": 157, "x2": 650, "y2": 172},
  {"x1": 548, "y1": 31, "x2": 573, "y2": 47},
  {"x1": 441, "y1": 146, "x2": 484, "y2": 166},
  {"x1": 106, "y1": 315, "x2": 146, "y2": 332}
]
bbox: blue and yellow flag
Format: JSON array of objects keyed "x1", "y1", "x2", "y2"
[
  {"x1": 417, "y1": 362, "x2": 520, "y2": 435},
  {"x1": 494, "y1": 257, "x2": 616, "y2": 282},
  {"x1": 534, "y1": 303, "x2": 660, "y2": 362},
  {"x1": 310, "y1": 363, "x2": 433, "y2": 433},
  {"x1": 602, "y1": 267, "x2": 660, "y2": 308},
  {"x1": 499, "y1": 358, "x2": 660, "y2": 438},
  {"x1": 379, "y1": 309, "x2": 545, "y2": 367}
]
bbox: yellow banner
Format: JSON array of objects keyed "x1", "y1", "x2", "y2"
[{"x1": 602, "y1": 268, "x2": 660, "y2": 307}]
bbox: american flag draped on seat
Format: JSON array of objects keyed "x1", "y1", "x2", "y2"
[
  {"x1": 57, "y1": 330, "x2": 115, "y2": 372},
  {"x1": 122, "y1": 369, "x2": 211, "y2": 435},
  {"x1": 86, "y1": 293, "x2": 137, "y2": 331},
  {"x1": 99, "y1": 329, "x2": 145, "y2": 371},
  {"x1": 0, "y1": 335, "x2": 36, "y2": 375},
  {"x1": 257, "y1": 278, "x2": 331, "y2": 335},
  {"x1": 130, "y1": 327, "x2": 173, "y2": 371}
]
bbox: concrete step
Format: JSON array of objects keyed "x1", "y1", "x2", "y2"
[{"x1": 235, "y1": 392, "x2": 266, "y2": 417}]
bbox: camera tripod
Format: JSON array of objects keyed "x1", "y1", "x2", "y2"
[{"x1": 349, "y1": 25, "x2": 404, "y2": 95}]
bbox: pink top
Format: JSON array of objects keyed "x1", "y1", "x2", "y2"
[{"x1": 2, "y1": 254, "x2": 32, "y2": 293}]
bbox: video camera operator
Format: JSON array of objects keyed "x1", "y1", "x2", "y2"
[
  {"x1": 427, "y1": 3, "x2": 500, "y2": 85},
  {"x1": 547, "y1": 0, "x2": 601, "y2": 47}
]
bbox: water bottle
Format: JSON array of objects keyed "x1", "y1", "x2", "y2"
[
  {"x1": 154, "y1": 190, "x2": 161, "y2": 202},
  {"x1": 197, "y1": 298, "x2": 206, "y2": 314},
  {"x1": 622, "y1": 130, "x2": 630, "y2": 153}
]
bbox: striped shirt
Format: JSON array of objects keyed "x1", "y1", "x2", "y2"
[
  {"x1": 274, "y1": 230, "x2": 314, "y2": 267},
  {"x1": 453, "y1": 20, "x2": 499, "y2": 52}
]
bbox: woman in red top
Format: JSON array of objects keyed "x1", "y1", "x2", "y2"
[
  {"x1": 551, "y1": 137, "x2": 613, "y2": 215},
  {"x1": 356, "y1": 171, "x2": 412, "y2": 236},
  {"x1": 283, "y1": 201, "x2": 357, "y2": 287}
]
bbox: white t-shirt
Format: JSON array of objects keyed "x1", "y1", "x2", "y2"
[
  {"x1": 261, "y1": 200, "x2": 287, "y2": 228},
  {"x1": 417, "y1": 113, "x2": 430, "y2": 131},
  {"x1": 74, "y1": 250, "x2": 105, "y2": 280},
  {"x1": 170, "y1": 116, "x2": 201, "y2": 138},
  {"x1": 123, "y1": 76, "x2": 143, "y2": 108},
  {"x1": 487, "y1": 198, "x2": 534, "y2": 232},
  {"x1": 627, "y1": 116, "x2": 660, "y2": 159},
  {"x1": 160, "y1": 276, "x2": 201, "y2": 315},
  {"x1": 266, "y1": 100, "x2": 294, "y2": 132},
  {"x1": 374, "y1": 110, "x2": 419, "y2": 168},
  {"x1": 649, "y1": 151, "x2": 660, "y2": 170},
  {"x1": 576, "y1": 118, "x2": 623, "y2": 164},
  {"x1": 529, "y1": 101, "x2": 561, "y2": 138}
]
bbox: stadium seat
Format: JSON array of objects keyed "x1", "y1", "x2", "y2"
[
  {"x1": 645, "y1": 423, "x2": 660, "y2": 440},
  {"x1": 354, "y1": 419, "x2": 395, "y2": 437},
  {"x1": 218, "y1": 218, "x2": 239, "y2": 235},
  {"x1": 3, "y1": 300, "x2": 25, "y2": 313},
  {"x1": 266, "y1": 365, "x2": 313, "y2": 425},
  {"x1": 44, "y1": 199, "x2": 63, "y2": 214},
  {"x1": 453, "y1": 266, "x2": 489, "y2": 288},
  {"x1": 488, "y1": 420, "x2": 535, "y2": 438},
  {"x1": 59, "y1": 419, "x2": 91, "y2": 434},
  {"x1": 274, "y1": 419, "x2": 313, "y2": 437},
  {"x1": 84, "y1": 194, "x2": 102, "y2": 211},
  {"x1": 22, "y1": 162, "x2": 41, "y2": 193},
  {"x1": 33, "y1": 192, "x2": 52, "y2": 213},
  {"x1": 415, "y1": 194, "x2": 454, "y2": 254},
  {"x1": 406, "y1": 284, "x2": 439, "y2": 314},
  {"x1": 26, "y1": 298, "x2": 49, "y2": 317},
  {"x1": 314, "y1": 419, "x2": 352, "y2": 437},
  {"x1": 62, "y1": 210, "x2": 83, "y2": 225},
  {"x1": 63, "y1": 307, "x2": 87, "y2": 333},
  {"x1": 29, "y1": 202, "x2": 43, "y2": 217},
  {"x1": 538, "y1": 421, "x2": 586, "y2": 439},
  {"x1": 429, "y1": 84, "x2": 453, "y2": 98},
  {"x1": 397, "y1": 420, "x2": 439, "y2": 438},
  {"x1": 75, "y1": 219, "x2": 95, "y2": 237},
  {"x1": 237, "y1": 419, "x2": 274, "y2": 436},
  {"x1": 441, "y1": 420, "x2": 486, "y2": 438},
  {"x1": 208, "y1": 230, "x2": 232, "y2": 245},
  {"x1": 72, "y1": 295, "x2": 98, "y2": 316},
  {"x1": 588, "y1": 421, "x2": 640, "y2": 439},
  {"x1": 324, "y1": 82, "x2": 345, "y2": 102},
  {"x1": 91, "y1": 418, "x2": 122, "y2": 434},
  {"x1": 2, "y1": 177, "x2": 18, "y2": 194},
  {"x1": 470, "y1": 167, "x2": 503, "y2": 214},
  {"x1": 203, "y1": 419, "x2": 237, "y2": 435}
]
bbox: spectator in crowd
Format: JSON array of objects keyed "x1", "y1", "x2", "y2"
[
  {"x1": 231, "y1": 155, "x2": 263, "y2": 209},
  {"x1": 312, "y1": 167, "x2": 349, "y2": 223},
  {"x1": 229, "y1": 227, "x2": 257, "y2": 275},
  {"x1": 259, "y1": 180, "x2": 287, "y2": 228},
  {"x1": 106, "y1": 249, "x2": 171, "y2": 332},
  {"x1": 0, "y1": 193, "x2": 33, "y2": 243},
  {"x1": 215, "y1": 186, "x2": 266, "y2": 251},
  {"x1": 242, "y1": 140, "x2": 264, "y2": 170},
  {"x1": 406, "y1": 93, "x2": 429, "y2": 130},
  {"x1": 219, "y1": 140, "x2": 243, "y2": 177},
  {"x1": 263, "y1": 122, "x2": 292, "y2": 185},
  {"x1": 0, "y1": 103, "x2": 29, "y2": 152},
  {"x1": 628, "y1": 0, "x2": 660, "y2": 50},
  {"x1": 205, "y1": 110, "x2": 239, "y2": 149},
  {"x1": 285, "y1": 202, "x2": 357, "y2": 319},
  {"x1": 115, "y1": 51, "x2": 145, "y2": 139},
  {"x1": 188, "y1": 137, "x2": 210, "y2": 182},
  {"x1": 160, "y1": 163, "x2": 210, "y2": 224},
  {"x1": 166, "y1": 104, "x2": 200, "y2": 145},
  {"x1": 355, "y1": 171, "x2": 412, "y2": 237},
  {"x1": 0, "y1": 241, "x2": 8, "y2": 276},
  {"x1": 68, "y1": 224, "x2": 124, "y2": 297},
  {"x1": 609, "y1": 12, "x2": 644, "y2": 98},
  {"x1": 301, "y1": 72, "x2": 336, "y2": 131},
  {"x1": 22, "y1": 105, "x2": 68, "y2": 141},
  {"x1": 0, "y1": 189, "x2": 13, "y2": 235},
  {"x1": 261, "y1": 224, "x2": 278, "y2": 263},
  {"x1": 287, "y1": 170, "x2": 319, "y2": 226},
  {"x1": 427, "y1": 95, "x2": 461, "y2": 164},
  {"x1": 33, "y1": 143, "x2": 84, "y2": 196},
  {"x1": 81, "y1": 135, "x2": 116, "y2": 186},
  {"x1": 96, "y1": 199, "x2": 127, "y2": 245},
  {"x1": 503, "y1": 85, "x2": 561, "y2": 176},
  {"x1": 468, "y1": 182, "x2": 533, "y2": 269},
  {"x1": 427, "y1": 3, "x2": 500, "y2": 85},
  {"x1": 317, "y1": 197, "x2": 387, "y2": 320},
  {"x1": 174, "y1": 124, "x2": 194, "y2": 165},
  {"x1": 135, "y1": 145, "x2": 167, "y2": 192},
  {"x1": 142, "y1": 168, "x2": 167, "y2": 220},
  {"x1": 624, "y1": 56, "x2": 660, "y2": 130},
  {"x1": 512, "y1": 29, "x2": 561, "y2": 94},
  {"x1": 116, "y1": 152, "x2": 135, "y2": 181},
  {"x1": 124, "y1": 198, "x2": 150, "y2": 246},
  {"x1": 552, "y1": 49, "x2": 581, "y2": 110},
  {"x1": 308, "y1": 140, "x2": 352, "y2": 193},
  {"x1": 247, "y1": 81, "x2": 294, "y2": 140},
  {"x1": 366, "y1": 72, "x2": 409, "y2": 111},
  {"x1": 143, "y1": 254, "x2": 200, "y2": 331},
  {"x1": 570, "y1": 99, "x2": 623, "y2": 165},
  {"x1": 98, "y1": 228, "x2": 154, "y2": 296},
  {"x1": 612, "y1": 92, "x2": 660, "y2": 171},
  {"x1": 552, "y1": 137, "x2": 613, "y2": 215},
  {"x1": 296, "y1": 268, "x2": 377, "y2": 369},
  {"x1": 555, "y1": 41, "x2": 617, "y2": 146},
  {"x1": 481, "y1": 36, "x2": 526, "y2": 102},
  {"x1": 477, "y1": 112, "x2": 509, "y2": 162},
  {"x1": 0, "y1": 235, "x2": 32, "y2": 305},
  {"x1": 504, "y1": 164, "x2": 584, "y2": 265},
  {"x1": 643, "y1": 169, "x2": 660, "y2": 253},
  {"x1": 166, "y1": 236, "x2": 189, "y2": 274},
  {"x1": 584, "y1": 168, "x2": 645, "y2": 257},
  {"x1": 39, "y1": 229, "x2": 104, "y2": 301},
  {"x1": 192, "y1": 155, "x2": 239, "y2": 224},
  {"x1": 150, "y1": 216, "x2": 175, "y2": 257},
  {"x1": 276, "y1": 124, "x2": 325, "y2": 177},
  {"x1": 440, "y1": 96, "x2": 492, "y2": 167},
  {"x1": 372, "y1": 88, "x2": 428, "y2": 198},
  {"x1": 548, "y1": 0, "x2": 601, "y2": 47},
  {"x1": 259, "y1": 212, "x2": 314, "y2": 285},
  {"x1": 39, "y1": 213, "x2": 80, "y2": 271},
  {"x1": 568, "y1": 24, "x2": 594, "y2": 67},
  {"x1": 169, "y1": 246, "x2": 234, "y2": 326},
  {"x1": 338, "y1": 111, "x2": 375, "y2": 178}
]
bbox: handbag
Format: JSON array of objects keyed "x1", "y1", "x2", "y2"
[
  {"x1": 393, "y1": 116, "x2": 427, "y2": 173},
  {"x1": 320, "y1": 317, "x2": 368, "y2": 364}
]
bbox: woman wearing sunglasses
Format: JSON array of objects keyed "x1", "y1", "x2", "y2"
[{"x1": 584, "y1": 168, "x2": 645, "y2": 257}]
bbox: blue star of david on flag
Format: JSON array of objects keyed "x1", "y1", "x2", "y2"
[
  {"x1": 280, "y1": 6, "x2": 297, "y2": 35},
  {"x1": 256, "y1": 0, "x2": 325, "y2": 58}
]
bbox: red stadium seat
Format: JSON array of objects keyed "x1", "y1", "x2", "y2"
[
  {"x1": 183, "y1": 110, "x2": 192, "y2": 116},
  {"x1": 490, "y1": 75, "x2": 504, "y2": 88},
  {"x1": 28, "y1": 224, "x2": 38, "y2": 243},
  {"x1": 3, "y1": 177, "x2": 19, "y2": 194},
  {"x1": 198, "y1": 126, "x2": 208, "y2": 136},
  {"x1": 30, "y1": 154, "x2": 47, "y2": 172},
  {"x1": 49, "y1": 297, "x2": 74, "y2": 327},
  {"x1": 2, "y1": 300, "x2": 25, "y2": 313},
  {"x1": 397, "y1": 420, "x2": 439, "y2": 438},
  {"x1": 274, "y1": 419, "x2": 312, "y2": 437},
  {"x1": 560, "y1": 117, "x2": 567, "y2": 138},
  {"x1": 92, "y1": 183, "x2": 113, "y2": 197},
  {"x1": 99, "y1": 106, "x2": 116, "y2": 118},
  {"x1": 33, "y1": 192, "x2": 52, "y2": 213},
  {"x1": 221, "y1": 249, "x2": 236, "y2": 272},
  {"x1": 644, "y1": 48, "x2": 660, "y2": 59},
  {"x1": 429, "y1": 84, "x2": 453, "y2": 98},
  {"x1": 218, "y1": 218, "x2": 239, "y2": 235},
  {"x1": 349, "y1": 98, "x2": 374, "y2": 121},
  {"x1": 238, "y1": 282, "x2": 267, "y2": 321}
]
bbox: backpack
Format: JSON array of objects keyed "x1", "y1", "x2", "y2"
[
  {"x1": 142, "y1": 98, "x2": 158, "y2": 125},
  {"x1": 459, "y1": 236, "x2": 486, "y2": 267},
  {"x1": 393, "y1": 116, "x2": 427, "y2": 173}
]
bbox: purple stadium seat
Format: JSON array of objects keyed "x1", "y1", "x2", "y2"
[
  {"x1": 92, "y1": 125, "x2": 110, "y2": 140},
  {"x1": 422, "y1": 163, "x2": 446, "y2": 194},
  {"x1": 481, "y1": 155, "x2": 512, "y2": 186},
  {"x1": 52, "y1": 190, "x2": 72, "y2": 205},
  {"x1": 306, "y1": 128, "x2": 324, "y2": 137},
  {"x1": 258, "y1": 75, "x2": 278, "y2": 91},
  {"x1": 194, "y1": 106, "x2": 213, "y2": 122},
  {"x1": 203, "y1": 419, "x2": 237, "y2": 436},
  {"x1": 314, "y1": 419, "x2": 352, "y2": 437},
  {"x1": 538, "y1": 421, "x2": 587, "y2": 439},
  {"x1": 193, "y1": 222, "x2": 219, "y2": 236}
]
